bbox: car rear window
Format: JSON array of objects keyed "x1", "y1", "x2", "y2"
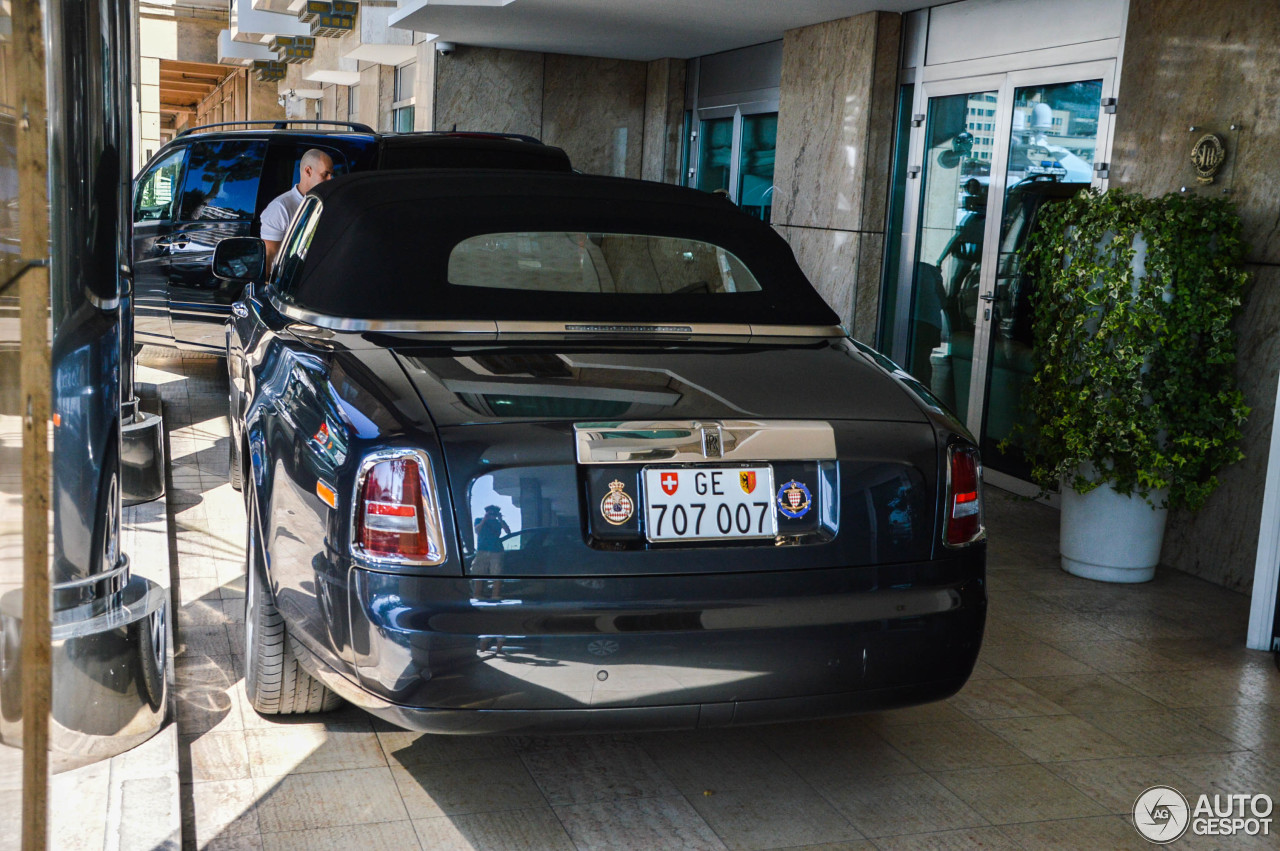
[{"x1": 447, "y1": 232, "x2": 762, "y2": 296}]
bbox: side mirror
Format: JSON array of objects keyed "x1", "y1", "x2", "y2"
[{"x1": 213, "y1": 237, "x2": 266, "y2": 283}]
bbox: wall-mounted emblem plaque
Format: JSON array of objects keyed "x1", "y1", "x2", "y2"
[{"x1": 1190, "y1": 133, "x2": 1226, "y2": 184}]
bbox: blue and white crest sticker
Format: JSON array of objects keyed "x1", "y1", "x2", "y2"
[{"x1": 777, "y1": 480, "x2": 812, "y2": 519}]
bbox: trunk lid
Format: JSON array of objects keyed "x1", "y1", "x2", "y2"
[{"x1": 391, "y1": 340, "x2": 940, "y2": 576}]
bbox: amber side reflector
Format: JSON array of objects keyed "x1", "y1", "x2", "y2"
[
  {"x1": 315, "y1": 480, "x2": 338, "y2": 508},
  {"x1": 52, "y1": 413, "x2": 61, "y2": 427}
]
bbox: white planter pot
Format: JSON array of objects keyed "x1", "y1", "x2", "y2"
[{"x1": 1059, "y1": 480, "x2": 1168, "y2": 583}]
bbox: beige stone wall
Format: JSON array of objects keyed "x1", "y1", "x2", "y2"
[
  {"x1": 434, "y1": 46, "x2": 544, "y2": 138},
  {"x1": 642, "y1": 59, "x2": 687, "y2": 185},
  {"x1": 135, "y1": 6, "x2": 222, "y2": 168},
  {"x1": 432, "y1": 46, "x2": 672, "y2": 180},
  {"x1": 412, "y1": 43, "x2": 436, "y2": 132},
  {"x1": 356, "y1": 64, "x2": 382, "y2": 129},
  {"x1": 1111, "y1": 0, "x2": 1280, "y2": 592},
  {"x1": 193, "y1": 71, "x2": 285, "y2": 131},
  {"x1": 543, "y1": 55, "x2": 647, "y2": 177},
  {"x1": 771, "y1": 12, "x2": 900, "y2": 341}
]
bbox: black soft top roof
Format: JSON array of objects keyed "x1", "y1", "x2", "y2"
[{"x1": 278, "y1": 169, "x2": 840, "y2": 327}]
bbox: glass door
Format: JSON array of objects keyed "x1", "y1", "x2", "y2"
[
  {"x1": 689, "y1": 110, "x2": 779, "y2": 223},
  {"x1": 891, "y1": 62, "x2": 1115, "y2": 493}
]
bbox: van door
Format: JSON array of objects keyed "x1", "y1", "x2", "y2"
[
  {"x1": 131, "y1": 147, "x2": 186, "y2": 346},
  {"x1": 167, "y1": 138, "x2": 268, "y2": 351}
]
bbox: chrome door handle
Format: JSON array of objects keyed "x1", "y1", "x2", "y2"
[{"x1": 978, "y1": 292, "x2": 997, "y2": 302}]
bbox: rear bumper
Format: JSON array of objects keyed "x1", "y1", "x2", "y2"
[{"x1": 311, "y1": 553, "x2": 986, "y2": 733}]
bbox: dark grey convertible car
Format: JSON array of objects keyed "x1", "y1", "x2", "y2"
[{"x1": 219, "y1": 169, "x2": 987, "y2": 733}]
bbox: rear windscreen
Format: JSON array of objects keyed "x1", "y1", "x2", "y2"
[{"x1": 448, "y1": 232, "x2": 762, "y2": 296}]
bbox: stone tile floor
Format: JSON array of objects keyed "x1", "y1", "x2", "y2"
[{"x1": 142, "y1": 351, "x2": 1280, "y2": 851}]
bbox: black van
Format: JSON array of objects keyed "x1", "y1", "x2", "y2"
[{"x1": 131, "y1": 123, "x2": 573, "y2": 351}]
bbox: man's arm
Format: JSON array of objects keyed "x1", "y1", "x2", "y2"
[
  {"x1": 263, "y1": 239, "x2": 282, "y2": 270},
  {"x1": 258, "y1": 196, "x2": 290, "y2": 272}
]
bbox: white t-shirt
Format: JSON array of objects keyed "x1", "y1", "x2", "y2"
[{"x1": 260, "y1": 186, "x2": 305, "y2": 242}]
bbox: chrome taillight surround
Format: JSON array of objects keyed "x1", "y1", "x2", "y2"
[{"x1": 350, "y1": 448, "x2": 448, "y2": 566}]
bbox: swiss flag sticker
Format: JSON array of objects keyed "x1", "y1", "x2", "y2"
[{"x1": 661, "y1": 472, "x2": 679, "y2": 495}]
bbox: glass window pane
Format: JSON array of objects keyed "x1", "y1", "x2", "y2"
[
  {"x1": 878, "y1": 84, "x2": 915, "y2": 354},
  {"x1": 905, "y1": 91, "x2": 998, "y2": 421},
  {"x1": 177, "y1": 140, "x2": 267, "y2": 222},
  {"x1": 448, "y1": 232, "x2": 762, "y2": 295},
  {"x1": 695, "y1": 117, "x2": 733, "y2": 195},
  {"x1": 736, "y1": 113, "x2": 777, "y2": 222},
  {"x1": 394, "y1": 106, "x2": 414, "y2": 133},
  {"x1": 395, "y1": 64, "x2": 415, "y2": 101},
  {"x1": 133, "y1": 149, "x2": 185, "y2": 222},
  {"x1": 982, "y1": 79, "x2": 1102, "y2": 478}
]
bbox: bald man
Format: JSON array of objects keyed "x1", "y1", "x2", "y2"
[{"x1": 260, "y1": 148, "x2": 334, "y2": 269}]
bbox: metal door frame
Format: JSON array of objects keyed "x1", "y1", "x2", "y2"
[{"x1": 891, "y1": 59, "x2": 1118, "y2": 495}]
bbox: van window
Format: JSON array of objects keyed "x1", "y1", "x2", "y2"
[
  {"x1": 177, "y1": 140, "x2": 268, "y2": 222},
  {"x1": 134, "y1": 148, "x2": 186, "y2": 222}
]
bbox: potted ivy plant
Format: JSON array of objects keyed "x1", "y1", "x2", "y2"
[{"x1": 1016, "y1": 188, "x2": 1250, "y2": 582}]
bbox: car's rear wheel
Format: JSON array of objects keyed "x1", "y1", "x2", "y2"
[{"x1": 243, "y1": 489, "x2": 340, "y2": 715}]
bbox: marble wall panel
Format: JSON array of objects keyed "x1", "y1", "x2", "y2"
[
  {"x1": 853, "y1": 233, "x2": 885, "y2": 344},
  {"x1": 861, "y1": 13, "x2": 902, "y2": 233},
  {"x1": 434, "y1": 46, "x2": 543, "y2": 139},
  {"x1": 773, "y1": 14, "x2": 878, "y2": 233},
  {"x1": 1112, "y1": 1, "x2": 1280, "y2": 590},
  {"x1": 642, "y1": 59, "x2": 687, "y2": 185},
  {"x1": 1163, "y1": 264, "x2": 1280, "y2": 592},
  {"x1": 1111, "y1": 0, "x2": 1280, "y2": 266},
  {"x1": 775, "y1": 225, "x2": 860, "y2": 330},
  {"x1": 543, "y1": 55, "x2": 648, "y2": 178}
]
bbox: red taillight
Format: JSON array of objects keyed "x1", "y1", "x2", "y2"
[
  {"x1": 945, "y1": 445, "x2": 985, "y2": 547},
  {"x1": 354, "y1": 454, "x2": 443, "y2": 562}
]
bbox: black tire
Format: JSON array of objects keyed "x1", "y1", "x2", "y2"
[
  {"x1": 243, "y1": 490, "x2": 340, "y2": 715},
  {"x1": 92, "y1": 437, "x2": 121, "y2": 575}
]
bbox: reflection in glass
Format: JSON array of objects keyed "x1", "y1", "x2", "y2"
[
  {"x1": 448, "y1": 232, "x2": 762, "y2": 295},
  {"x1": 906, "y1": 91, "x2": 998, "y2": 421},
  {"x1": 982, "y1": 80, "x2": 1101, "y2": 479},
  {"x1": 695, "y1": 117, "x2": 733, "y2": 195},
  {"x1": 177, "y1": 140, "x2": 267, "y2": 222},
  {"x1": 736, "y1": 113, "x2": 777, "y2": 222}
]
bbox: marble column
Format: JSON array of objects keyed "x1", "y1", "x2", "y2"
[
  {"x1": 1111, "y1": 0, "x2": 1280, "y2": 592},
  {"x1": 642, "y1": 59, "x2": 687, "y2": 185},
  {"x1": 771, "y1": 12, "x2": 900, "y2": 341}
]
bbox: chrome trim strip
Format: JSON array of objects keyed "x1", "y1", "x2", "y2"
[
  {"x1": 268, "y1": 296, "x2": 844, "y2": 339},
  {"x1": 574, "y1": 420, "x2": 837, "y2": 464},
  {"x1": 350, "y1": 448, "x2": 449, "y2": 567},
  {"x1": 751, "y1": 325, "x2": 846, "y2": 338}
]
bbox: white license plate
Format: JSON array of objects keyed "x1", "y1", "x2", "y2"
[{"x1": 642, "y1": 466, "x2": 777, "y2": 542}]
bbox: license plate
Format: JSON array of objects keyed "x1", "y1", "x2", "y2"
[{"x1": 642, "y1": 466, "x2": 777, "y2": 542}]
